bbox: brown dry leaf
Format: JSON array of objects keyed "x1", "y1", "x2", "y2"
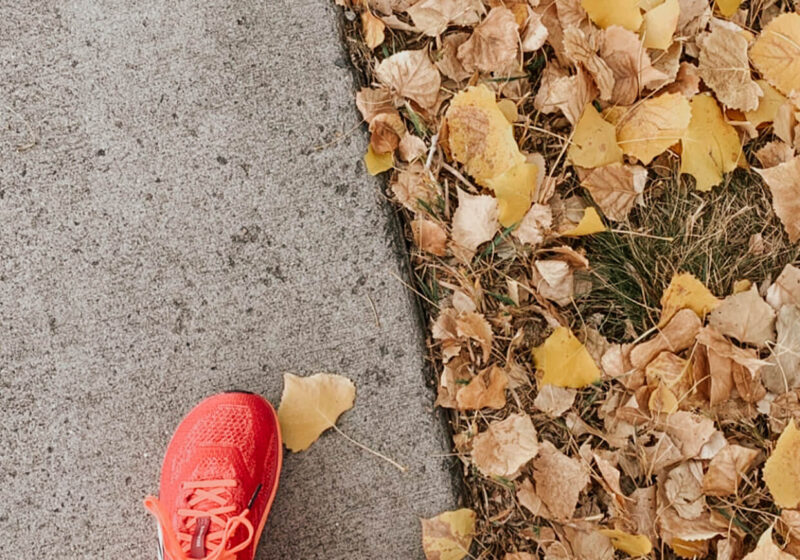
[
  {"x1": 411, "y1": 219, "x2": 447, "y2": 256},
  {"x1": 664, "y1": 61, "x2": 702, "y2": 98},
  {"x1": 627, "y1": 486, "x2": 658, "y2": 542},
  {"x1": 521, "y1": 8, "x2": 549, "y2": 52},
  {"x1": 516, "y1": 477, "x2": 549, "y2": 517},
  {"x1": 581, "y1": 163, "x2": 647, "y2": 221},
  {"x1": 751, "y1": 13, "x2": 800, "y2": 99},
  {"x1": 375, "y1": 49, "x2": 441, "y2": 109},
  {"x1": 421, "y1": 508, "x2": 476, "y2": 560},
  {"x1": 697, "y1": 326, "x2": 765, "y2": 377},
  {"x1": 742, "y1": 527, "x2": 796, "y2": 560},
  {"x1": 631, "y1": 308, "x2": 703, "y2": 369},
  {"x1": 746, "y1": 81, "x2": 788, "y2": 128},
  {"x1": 362, "y1": 10, "x2": 386, "y2": 49},
  {"x1": 450, "y1": 189, "x2": 499, "y2": 263},
  {"x1": 697, "y1": 26, "x2": 762, "y2": 112},
  {"x1": 780, "y1": 510, "x2": 800, "y2": 558},
  {"x1": 663, "y1": 461, "x2": 706, "y2": 519},
  {"x1": 531, "y1": 259, "x2": 574, "y2": 305},
  {"x1": 763, "y1": 305, "x2": 800, "y2": 393},
  {"x1": 456, "y1": 366, "x2": 508, "y2": 410},
  {"x1": 471, "y1": 413, "x2": 539, "y2": 479},
  {"x1": 568, "y1": 104, "x2": 623, "y2": 168},
  {"x1": 642, "y1": 0, "x2": 679, "y2": 50},
  {"x1": 505, "y1": 554, "x2": 537, "y2": 560},
  {"x1": 563, "y1": 27, "x2": 615, "y2": 101},
  {"x1": 398, "y1": 134, "x2": 427, "y2": 162},
  {"x1": 533, "y1": 385, "x2": 577, "y2": 417},
  {"x1": 456, "y1": 311, "x2": 493, "y2": 363},
  {"x1": 755, "y1": 155, "x2": 800, "y2": 243},
  {"x1": 677, "y1": 0, "x2": 711, "y2": 48},
  {"x1": 756, "y1": 141, "x2": 795, "y2": 168},
  {"x1": 277, "y1": 373, "x2": 356, "y2": 452},
  {"x1": 356, "y1": 87, "x2": 394, "y2": 123},
  {"x1": 434, "y1": 33, "x2": 472, "y2": 82},
  {"x1": 764, "y1": 419, "x2": 800, "y2": 508},
  {"x1": 457, "y1": 7, "x2": 519, "y2": 74},
  {"x1": 662, "y1": 411, "x2": 718, "y2": 460},
  {"x1": 766, "y1": 264, "x2": 800, "y2": 310},
  {"x1": 534, "y1": 66, "x2": 598, "y2": 126},
  {"x1": 600, "y1": 26, "x2": 667, "y2": 105},
  {"x1": 435, "y1": 355, "x2": 471, "y2": 407},
  {"x1": 581, "y1": 0, "x2": 642, "y2": 31},
  {"x1": 391, "y1": 161, "x2": 436, "y2": 212},
  {"x1": 564, "y1": 523, "x2": 614, "y2": 560},
  {"x1": 659, "y1": 272, "x2": 721, "y2": 326},
  {"x1": 702, "y1": 443, "x2": 760, "y2": 496},
  {"x1": 609, "y1": 92, "x2": 692, "y2": 165},
  {"x1": 406, "y1": 0, "x2": 483, "y2": 37},
  {"x1": 708, "y1": 286, "x2": 776, "y2": 347},
  {"x1": 648, "y1": 42, "x2": 682, "y2": 90},
  {"x1": 512, "y1": 204, "x2": 552, "y2": 246},
  {"x1": 533, "y1": 440, "x2": 590, "y2": 520},
  {"x1": 369, "y1": 110, "x2": 406, "y2": 154},
  {"x1": 533, "y1": 326, "x2": 602, "y2": 388}
]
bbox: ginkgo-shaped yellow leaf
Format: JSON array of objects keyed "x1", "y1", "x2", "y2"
[
  {"x1": 582, "y1": 0, "x2": 642, "y2": 31},
  {"x1": 568, "y1": 104, "x2": 623, "y2": 169},
  {"x1": 277, "y1": 373, "x2": 356, "y2": 452},
  {"x1": 659, "y1": 272, "x2": 722, "y2": 326},
  {"x1": 533, "y1": 327, "x2": 601, "y2": 388},
  {"x1": 421, "y1": 509, "x2": 476, "y2": 560},
  {"x1": 487, "y1": 161, "x2": 539, "y2": 227},
  {"x1": 599, "y1": 529, "x2": 653, "y2": 556},
  {"x1": 751, "y1": 13, "x2": 800, "y2": 98},
  {"x1": 680, "y1": 94, "x2": 742, "y2": 191},
  {"x1": 745, "y1": 80, "x2": 787, "y2": 128},
  {"x1": 562, "y1": 207, "x2": 606, "y2": 237},
  {"x1": 365, "y1": 144, "x2": 393, "y2": 175},
  {"x1": 764, "y1": 419, "x2": 800, "y2": 508},
  {"x1": 642, "y1": 0, "x2": 679, "y2": 50},
  {"x1": 716, "y1": 0, "x2": 743, "y2": 17}
]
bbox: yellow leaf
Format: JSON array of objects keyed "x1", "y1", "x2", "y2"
[
  {"x1": 365, "y1": 144, "x2": 393, "y2": 175},
  {"x1": 751, "y1": 13, "x2": 800, "y2": 98},
  {"x1": 582, "y1": 0, "x2": 643, "y2": 31},
  {"x1": 642, "y1": 0, "x2": 679, "y2": 50},
  {"x1": 421, "y1": 509, "x2": 476, "y2": 560},
  {"x1": 733, "y1": 279, "x2": 752, "y2": 294},
  {"x1": 497, "y1": 98, "x2": 518, "y2": 123},
  {"x1": 568, "y1": 104, "x2": 623, "y2": 169},
  {"x1": 671, "y1": 538, "x2": 709, "y2": 559},
  {"x1": 716, "y1": 0, "x2": 743, "y2": 17},
  {"x1": 745, "y1": 80, "x2": 788, "y2": 128},
  {"x1": 562, "y1": 207, "x2": 606, "y2": 237},
  {"x1": 599, "y1": 529, "x2": 653, "y2": 556},
  {"x1": 764, "y1": 419, "x2": 800, "y2": 508},
  {"x1": 680, "y1": 94, "x2": 742, "y2": 191},
  {"x1": 277, "y1": 373, "x2": 356, "y2": 452},
  {"x1": 487, "y1": 162, "x2": 539, "y2": 227},
  {"x1": 609, "y1": 92, "x2": 691, "y2": 165},
  {"x1": 533, "y1": 327, "x2": 601, "y2": 388},
  {"x1": 660, "y1": 272, "x2": 722, "y2": 326},
  {"x1": 648, "y1": 383, "x2": 679, "y2": 414},
  {"x1": 361, "y1": 10, "x2": 386, "y2": 50}
]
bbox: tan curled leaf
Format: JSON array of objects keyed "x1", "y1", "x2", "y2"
[
  {"x1": 398, "y1": 134, "x2": 427, "y2": 162},
  {"x1": 698, "y1": 26, "x2": 762, "y2": 111},
  {"x1": 630, "y1": 308, "x2": 702, "y2": 369},
  {"x1": 581, "y1": 163, "x2": 646, "y2": 221},
  {"x1": 568, "y1": 104, "x2": 623, "y2": 168},
  {"x1": 642, "y1": 0, "x2": 679, "y2": 50},
  {"x1": 521, "y1": 8, "x2": 549, "y2": 52},
  {"x1": 766, "y1": 264, "x2": 800, "y2": 310},
  {"x1": 756, "y1": 141, "x2": 795, "y2": 168},
  {"x1": 516, "y1": 478, "x2": 548, "y2": 517},
  {"x1": 533, "y1": 385, "x2": 576, "y2": 418},
  {"x1": 743, "y1": 527, "x2": 796, "y2": 560},
  {"x1": 581, "y1": 0, "x2": 642, "y2": 31},
  {"x1": 406, "y1": 0, "x2": 482, "y2": 37},
  {"x1": 411, "y1": 219, "x2": 447, "y2": 256},
  {"x1": 600, "y1": 26, "x2": 667, "y2": 106},
  {"x1": 456, "y1": 366, "x2": 508, "y2": 410},
  {"x1": 434, "y1": 32, "x2": 472, "y2": 82},
  {"x1": 764, "y1": 419, "x2": 800, "y2": 509},
  {"x1": 533, "y1": 327, "x2": 601, "y2": 388},
  {"x1": 450, "y1": 189, "x2": 499, "y2": 263},
  {"x1": 609, "y1": 92, "x2": 691, "y2": 165},
  {"x1": 455, "y1": 311, "x2": 493, "y2": 363},
  {"x1": 763, "y1": 305, "x2": 800, "y2": 393},
  {"x1": 512, "y1": 204, "x2": 552, "y2": 246},
  {"x1": 702, "y1": 443, "x2": 760, "y2": 496},
  {"x1": 708, "y1": 286, "x2": 776, "y2": 347},
  {"x1": 457, "y1": 7, "x2": 519, "y2": 74},
  {"x1": 751, "y1": 13, "x2": 800, "y2": 99},
  {"x1": 471, "y1": 413, "x2": 539, "y2": 478},
  {"x1": 563, "y1": 27, "x2": 615, "y2": 101},
  {"x1": 531, "y1": 259, "x2": 574, "y2": 306},
  {"x1": 375, "y1": 49, "x2": 441, "y2": 109},
  {"x1": 533, "y1": 441, "x2": 590, "y2": 520},
  {"x1": 533, "y1": 66, "x2": 598, "y2": 126},
  {"x1": 278, "y1": 373, "x2": 356, "y2": 452},
  {"x1": 369, "y1": 110, "x2": 406, "y2": 154},
  {"x1": 356, "y1": 87, "x2": 394, "y2": 123},
  {"x1": 755, "y1": 155, "x2": 800, "y2": 243},
  {"x1": 421, "y1": 508, "x2": 476, "y2": 560},
  {"x1": 391, "y1": 161, "x2": 436, "y2": 212},
  {"x1": 362, "y1": 11, "x2": 386, "y2": 49}
]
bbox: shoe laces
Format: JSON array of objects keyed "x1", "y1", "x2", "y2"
[{"x1": 144, "y1": 479, "x2": 257, "y2": 560}]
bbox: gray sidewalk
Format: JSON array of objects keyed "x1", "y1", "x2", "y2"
[{"x1": 0, "y1": 1, "x2": 455, "y2": 558}]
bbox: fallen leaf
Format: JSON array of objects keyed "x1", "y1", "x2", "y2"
[
  {"x1": 766, "y1": 264, "x2": 800, "y2": 310},
  {"x1": 512, "y1": 204, "x2": 552, "y2": 246},
  {"x1": 568, "y1": 104, "x2": 623, "y2": 168},
  {"x1": 746, "y1": 81, "x2": 788, "y2": 128},
  {"x1": 564, "y1": 523, "x2": 614, "y2": 560},
  {"x1": 664, "y1": 61, "x2": 702, "y2": 98},
  {"x1": 505, "y1": 553, "x2": 537, "y2": 560},
  {"x1": 450, "y1": 189, "x2": 499, "y2": 262},
  {"x1": 680, "y1": 93, "x2": 742, "y2": 191},
  {"x1": 659, "y1": 272, "x2": 721, "y2": 326},
  {"x1": 697, "y1": 26, "x2": 763, "y2": 111},
  {"x1": 278, "y1": 373, "x2": 356, "y2": 452},
  {"x1": 398, "y1": 134, "x2": 427, "y2": 161},
  {"x1": 362, "y1": 10, "x2": 386, "y2": 49},
  {"x1": 411, "y1": 219, "x2": 447, "y2": 256},
  {"x1": 755, "y1": 156, "x2": 800, "y2": 243},
  {"x1": 356, "y1": 87, "x2": 394, "y2": 122},
  {"x1": 375, "y1": 49, "x2": 441, "y2": 109},
  {"x1": 533, "y1": 385, "x2": 576, "y2": 417},
  {"x1": 533, "y1": 327, "x2": 602, "y2": 388},
  {"x1": 516, "y1": 477, "x2": 548, "y2": 517},
  {"x1": 649, "y1": 42, "x2": 683, "y2": 90},
  {"x1": 581, "y1": 163, "x2": 647, "y2": 221},
  {"x1": 609, "y1": 92, "x2": 692, "y2": 165},
  {"x1": 563, "y1": 27, "x2": 615, "y2": 101},
  {"x1": 662, "y1": 411, "x2": 718, "y2": 459},
  {"x1": 677, "y1": 0, "x2": 711, "y2": 47},
  {"x1": 581, "y1": 0, "x2": 642, "y2": 31},
  {"x1": 521, "y1": 8, "x2": 549, "y2": 52},
  {"x1": 365, "y1": 144, "x2": 394, "y2": 175},
  {"x1": 631, "y1": 308, "x2": 703, "y2": 369},
  {"x1": 708, "y1": 286, "x2": 776, "y2": 347},
  {"x1": 756, "y1": 141, "x2": 795, "y2": 168},
  {"x1": 764, "y1": 419, "x2": 800, "y2": 508},
  {"x1": 702, "y1": 443, "x2": 760, "y2": 496},
  {"x1": 457, "y1": 7, "x2": 519, "y2": 74},
  {"x1": 598, "y1": 529, "x2": 653, "y2": 556},
  {"x1": 716, "y1": 0, "x2": 743, "y2": 17},
  {"x1": 421, "y1": 508, "x2": 476, "y2": 560},
  {"x1": 456, "y1": 366, "x2": 508, "y2": 410},
  {"x1": 406, "y1": 0, "x2": 482, "y2": 37},
  {"x1": 533, "y1": 441, "x2": 590, "y2": 520},
  {"x1": 751, "y1": 13, "x2": 800, "y2": 99},
  {"x1": 369, "y1": 110, "x2": 406, "y2": 154},
  {"x1": 600, "y1": 25, "x2": 667, "y2": 105},
  {"x1": 642, "y1": 0, "x2": 680, "y2": 50},
  {"x1": 531, "y1": 259, "x2": 575, "y2": 306},
  {"x1": 742, "y1": 527, "x2": 796, "y2": 560},
  {"x1": 534, "y1": 65, "x2": 598, "y2": 125},
  {"x1": 488, "y1": 160, "x2": 539, "y2": 226},
  {"x1": 561, "y1": 207, "x2": 606, "y2": 236},
  {"x1": 391, "y1": 161, "x2": 436, "y2": 212},
  {"x1": 663, "y1": 461, "x2": 706, "y2": 519},
  {"x1": 456, "y1": 311, "x2": 493, "y2": 363},
  {"x1": 763, "y1": 305, "x2": 800, "y2": 393},
  {"x1": 471, "y1": 413, "x2": 539, "y2": 478},
  {"x1": 434, "y1": 32, "x2": 472, "y2": 82}
]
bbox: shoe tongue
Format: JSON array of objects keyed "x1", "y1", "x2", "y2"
[{"x1": 190, "y1": 517, "x2": 211, "y2": 559}]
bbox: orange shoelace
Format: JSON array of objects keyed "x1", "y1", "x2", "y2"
[{"x1": 144, "y1": 479, "x2": 255, "y2": 560}]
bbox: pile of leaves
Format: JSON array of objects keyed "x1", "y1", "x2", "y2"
[{"x1": 338, "y1": 0, "x2": 800, "y2": 557}]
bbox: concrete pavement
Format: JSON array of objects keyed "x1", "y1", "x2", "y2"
[{"x1": 0, "y1": 1, "x2": 456, "y2": 558}]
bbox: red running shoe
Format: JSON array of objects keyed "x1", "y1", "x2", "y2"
[{"x1": 144, "y1": 392, "x2": 282, "y2": 560}]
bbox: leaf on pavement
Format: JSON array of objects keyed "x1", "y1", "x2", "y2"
[
  {"x1": 450, "y1": 189, "x2": 499, "y2": 262},
  {"x1": 533, "y1": 326, "x2": 602, "y2": 388},
  {"x1": 581, "y1": 163, "x2": 647, "y2": 221},
  {"x1": 421, "y1": 508, "x2": 476, "y2": 560},
  {"x1": 471, "y1": 413, "x2": 539, "y2": 478},
  {"x1": 708, "y1": 286, "x2": 776, "y2": 347},
  {"x1": 755, "y1": 155, "x2": 800, "y2": 243},
  {"x1": 375, "y1": 49, "x2": 441, "y2": 109},
  {"x1": 764, "y1": 419, "x2": 800, "y2": 509},
  {"x1": 697, "y1": 26, "x2": 762, "y2": 112}
]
